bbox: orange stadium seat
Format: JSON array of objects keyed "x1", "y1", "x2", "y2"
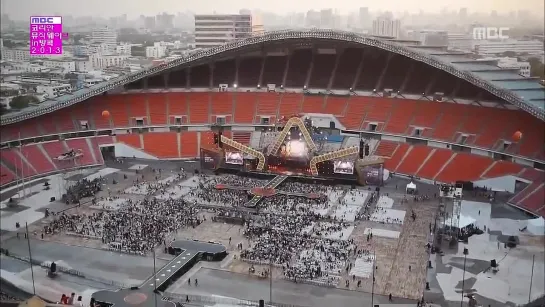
[
  {"x1": 473, "y1": 108, "x2": 515, "y2": 148},
  {"x1": 52, "y1": 106, "x2": 77, "y2": 133},
  {"x1": 234, "y1": 93, "x2": 257, "y2": 124},
  {"x1": 508, "y1": 112, "x2": 545, "y2": 158},
  {"x1": 148, "y1": 94, "x2": 168, "y2": 125},
  {"x1": 180, "y1": 132, "x2": 198, "y2": 157},
  {"x1": 1, "y1": 121, "x2": 40, "y2": 141},
  {"x1": 278, "y1": 93, "x2": 303, "y2": 117},
  {"x1": 384, "y1": 100, "x2": 417, "y2": 134},
  {"x1": 518, "y1": 184, "x2": 545, "y2": 213},
  {"x1": 339, "y1": 97, "x2": 372, "y2": 130},
  {"x1": 211, "y1": 93, "x2": 234, "y2": 116},
  {"x1": 374, "y1": 141, "x2": 399, "y2": 158},
  {"x1": 20, "y1": 144, "x2": 56, "y2": 174},
  {"x1": 482, "y1": 160, "x2": 524, "y2": 178},
  {"x1": 363, "y1": 98, "x2": 394, "y2": 124},
  {"x1": 1, "y1": 149, "x2": 37, "y2": 177},
  {"x1": 65, "y1": 138, "x2": 96, "y2": 166},
  {"x1": 416, "y1": 149, "x2": 453, "y2": 180},
  {"x1": 168, "y1": 92, "x2": 188, "y2": 124},
  {"x1": 518, "y1": 168, "x2": 545, "y2": 182},
  {"x1": 188, "y1": 93, "x2": 210, "y2": 123},
  {"x1": 396, "y1": 146, "x2": 433, "y2": 175},
  {"x1": 107, "y1": 95, "x2": 130, "y2": 127},
  {"x1": 0, "y1": 165, "x2": 17, "y2": 185},
  {"x1": 323, "y1": 96, "x2": 348, "y2": 116},
  {"x1": 69, "y1": 102, "x2": 92, "y2": 132},
  {"x1": 41, "y1": 141, "x2": 73, "y2": 170},
  {"x1": 143, "y1": 133, "x2": 178, "y2": 158},
  {"x1": 95, "y1": 135, "x2": 114, "y2": 146},
  {"x1": 40, "y1": 117, "x2": 59, "y2": 135},
  {"x1": 128, "y1": 95, "x2": 148, "y2": 123},
  {"x1": 88, "y1": 96, "x2": 112, "y2": 129},
  {"x1": 301, "y1": 96, "x2": 324, "y2": 113},
  {"x1": 458, "y1": 105, "x2": 488, "y2": 137},
  {"x1": 232, "y1": 132, "x2": 252, "y2": 145},
  {"x1": 200, "y1": 131, "x2": 215, "y2": 147},
  {"x1": 383, "y1": 143, "x2": 410, "y2": 170},
  {"x1": 435, "y1": 153, "x2": 494, "y2": 183},
  {"x1": 256, "y1": 93, "x2": 280, "y2": 117},
  {"x1": 510, "y1": 181, "x2": 542, "y2": 204},
  {"x1": 432, "y1": 103, "x2": 468, "y2": 142},
  {"x1": 117, "y1": 134, "x2": 142, "y2": 149},
  {"x1": 410, "y1": 100, "x2": 443, "y2": 137},
  {"x1": 86, "y1": 137, "x2": 105, "y2": 165}
]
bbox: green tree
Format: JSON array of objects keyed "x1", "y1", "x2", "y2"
[{"x1": 9, "y1": 95, "x2": 39, "y2": 109}]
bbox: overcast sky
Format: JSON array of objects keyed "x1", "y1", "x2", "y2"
[{"x1": 2, "y1": 0, "x2": 544, "y2": 19}]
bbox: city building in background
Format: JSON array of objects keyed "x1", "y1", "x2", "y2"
[
  {"x1": 372, "y1": 16, "x2": 401, "y2": 38},
  {"x1": 474, "y1": 39, "x2": 544, "y2": 56},
  {"x1": 91, "y1": 27, "x2": 118, "y2": 44},
  {"x1": 447, "y1": 33, "x2": 473, "y2": 51},
  {"x1": 407, "y1": 30, "x2": 449, "y2": 46},
  {"x1": 477, "y1": 57, "x2": 531, "y2": 77},
  {"x1": 194, "y1": 13, "x2": 263, "y2": 49}
]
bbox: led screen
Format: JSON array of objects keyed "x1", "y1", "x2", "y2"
[{"x1": 334, "y1": 161, "x2": 354, "y2": 175}]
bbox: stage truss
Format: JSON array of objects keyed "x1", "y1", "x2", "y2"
[{"x1": 270, "y1": 117, "x2": 317, "y2": 155}]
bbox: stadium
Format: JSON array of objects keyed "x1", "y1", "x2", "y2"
[{"x1": 1, "y1": 30, "x2": 544, "y2": 307}]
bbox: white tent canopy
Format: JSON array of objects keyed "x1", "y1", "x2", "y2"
[
  {"x1": 406, "y1": 181, "x2": 417, "y2": 192},
  {"x1": 527, "y1": 217, "x2": 545, "y2": 235}
]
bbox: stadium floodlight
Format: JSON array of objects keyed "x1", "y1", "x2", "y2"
[
  {"x1": 303, "y1": 85, "x2": 307, "y2": 90},
  {"x1": 349, "y1": 87, "x2": 353, "y2": 92},
  {"x1": 257, "y1": 84, "x2": 261, "y2": 89},
  {"x1": 233, "y1": 83, "x2": 238, "y2": 88}
]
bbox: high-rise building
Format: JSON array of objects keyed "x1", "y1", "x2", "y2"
[
  {"x1": 372, "y1": 17, "x2": 401, "y2": 38},
  {"x1": 407, "y1": 30, "x2": 448, "y2": 46},
  {"x1": 359, "y1": 7, "x2": 370, "y2": 28},
  {"x1": 144, "y1": 16, "x2": 156, "y2": 29},
  {"x1": 156, "y1": 13, "x2": 174, "y2": 29},
  {"x1": 194, "y1": 14, "x2": 263, "y2": 49},
  {"x1": 320, "y1": 9, "x2": 333, "y2": 28},
  {"x1": 91, "y1": 27, "x2": 117, "y2": 44}
]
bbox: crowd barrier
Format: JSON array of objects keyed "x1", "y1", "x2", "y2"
[
  {"x1": 241, "y1": 258, "x2": 283, "y2": 268},
  {"x1": 65, "y1": 232, "x2": 102, "y2": 240},
  {"x1": 162, "y1": 292, "x2": 308, "y2": 307}
]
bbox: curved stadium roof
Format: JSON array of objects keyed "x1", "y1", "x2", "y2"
[{"x1": 2, "y1": 29, "x2": 544, "y2": 126}]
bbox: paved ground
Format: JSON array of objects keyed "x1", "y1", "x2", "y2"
[
  {"x1": 1, "y1": 158, "x2": 542, "y2": 307},
  {"x1": 168, "y1": 268, "x2": 415, "y2": 307}
]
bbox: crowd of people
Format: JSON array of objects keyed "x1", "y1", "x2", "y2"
[
  {"x1": 47, "y1": 196, "x2": 200, "y2": 254},
  {"x1": 62, "y1": 178, "x2": 103, "y2": 204}
]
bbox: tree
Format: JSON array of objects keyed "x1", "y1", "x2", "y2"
[{"x1": 9, "y1": 95, "x2": 39, "y2": 109}]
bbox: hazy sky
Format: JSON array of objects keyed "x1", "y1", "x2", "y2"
[{"x1": 2, "y1": 0, "x2": 544, "y2": 19}]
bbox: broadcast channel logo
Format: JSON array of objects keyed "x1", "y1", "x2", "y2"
[{"x1": 472, "y1": 27, "x2": 510, "y2": 40}]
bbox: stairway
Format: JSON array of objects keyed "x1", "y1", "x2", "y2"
[
  {"x1": 270, "y1": 117, "x2": 317, "y2": 154},
  {"x1": 310, "y1": 146, "x2": 359, "y2": 175},
  {"x1": 220, "y1": 135, "x2": 266, "y2": 170}
]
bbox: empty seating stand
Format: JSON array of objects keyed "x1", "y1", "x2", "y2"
[
  {"x1": 383, "y1": 143, "x2": 410, "y2": 170},
  {"x1": 20, "y1": 144, "x2": 56, "y2": 174},
  {"x1": 148, "y1": 94, "x2": 168, "y2": 125},
  {"x1": 188, "y1": 93, "x2": 210, "y2": 123},
  {"x1": 180, "y1": 132, "x2": 198, "y2": 157},
  {"x1": 323, "y1": 96, "x2": 348, "y2": 116},
  {"x1": 234, "y1": 93, "x2": 257, "y2": 124},
  {"x1": 65, "y1": 138, "x2": 96, "y2": 166},
  {"x1": 278, "y1": 93, "x2": 302, "y2": 117},
  {"x1": 384, "y1": 100, "x2": 417, "y2": 134},
  {"x1": 396, "y1": 146, "x2": 433, "y2": 175},
  {"x1": 374, "y1": 141, "x2": 398, "y2": 158},
  {"x1": 143, "y1": 133, "x2": 179, "y2": 158},
  {"x1": 416, "y1": 149, "x2": 453, "y2": 180},
  {"x1": 0, "y1": 165, "x2": 17, "y2": 186},
  {"x1": 41, "y1": 141, "x2": 72, "y2": 170},
  {"x1": 1, "y1": 149, "x2": 37, "y2": 178},
  {"x1": 117, "y1": 134, "x2": 142, "y2": 149},
  {"x1": 301, "y1": 95, "x2": 324, "y2": 114},
  {"x1": 435, "y1": 153, "x2": 493, "y2": 183},
  {"x1": 340, "y1": 97, "x2": 371, "y2": 130}
]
